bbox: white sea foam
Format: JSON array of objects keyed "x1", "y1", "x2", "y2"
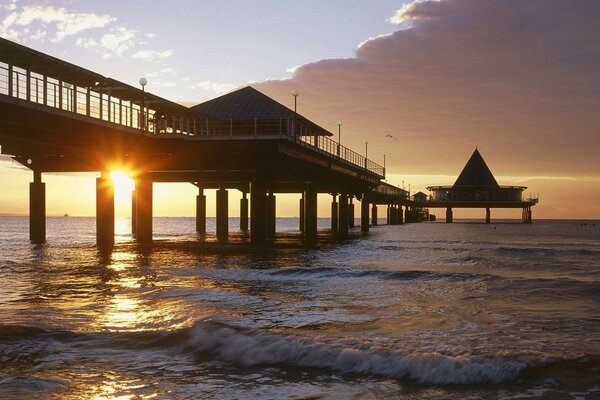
[{"x1": 183, "y1": 321, "x2": 529, "y2": 385}]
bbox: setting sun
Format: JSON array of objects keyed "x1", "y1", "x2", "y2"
[{"x1": 109, "y1": 171, "x2": 134, "y2": 208}]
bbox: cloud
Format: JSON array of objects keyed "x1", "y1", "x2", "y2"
[
  {"x1": 131, "y1": 49, "x2": 174, "y2": 62},
  {"x1": 256, "y1": 0, "x2": 600, "y2": 178},
  {"x1": 75, "y1": 26, "x2": 137, "y2": 58},
  {"x1": 1, "y1": 5, "x2": 114, "y2": 42},
  {"x1": 191, "y1": 81, "x2": 238, "y2": 95}
]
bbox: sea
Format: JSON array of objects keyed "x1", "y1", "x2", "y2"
[{"x1": 0, "y1": 216, "x2": 599, "y2": 399}]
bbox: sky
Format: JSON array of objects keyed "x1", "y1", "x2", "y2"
[{"x1": 1, "y1": 0, "x2": 599, "y2": 219}]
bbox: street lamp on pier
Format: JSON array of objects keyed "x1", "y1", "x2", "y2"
[
  {"x1": 139, "y1": 77, "x2": 147, "y2": 134},
  {"x1": 292, "y1": 90, "x2": 299, "y2": 136},
  {"x1": 364, "y1": 141, "x2": 369, "y2": 169},
  {"x1": 336, "y1": 120, "x2": 343, "y2": 156}
]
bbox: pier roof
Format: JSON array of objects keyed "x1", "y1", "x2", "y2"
[
  {"x1": 191, "y1": 86, "x2": 333, "y2": 136},
  {"x1": 453, "y1": 149, "x2": 499, "y2": 188}
]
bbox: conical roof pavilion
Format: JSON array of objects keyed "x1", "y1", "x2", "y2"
[
  {"x1": 191, "y1": 86, "x2": 332, "y2": 136},
  {"x1": 453, "y1": 149, "x2": 499, "y2": 188}
]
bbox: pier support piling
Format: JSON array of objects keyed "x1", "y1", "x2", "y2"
[
  {"x1": 29, "y1": 171, "x2": 46, "y2": 244},
  {"x1": 371, "y1": 204, "x2": 378, "y2": 226},
  {"x1": 485, "y1": 207, "x2": 491, "y2": 224},
  {"x1": 299, "y1": 195, "x2": 305, "y2": 232},
  {"x1": 240, "y1": 192, "x2": 249, "y2": 231},
  {"x1": 360, "y1": 198, "x2": 369, "y2": 233},
  {"x1": 349, "y1": 199, "x2": 355, "y2": 228},
  {"x1": 196, "y1": 188, "x2": 206, "y2": 234},
  {"x1": 338, "y1": 193, "x2": 349, "y2": 238},
  {"x1": 250, "y1": 177, "x2": 267, "y2": 245},
  {"x1": 446, "y1": 207, "x2": 453, "y2": 223},
  {"x1": 135, "y1": 178, "x2": 153, "y2": 244},
  {"x1": 131, "y1": 188, "x2": 137, "y2": 235},
  {"x1": 303, "y1": 183, "x2": 318, "y2": 245},
  {"x1": 96, "y1": 172, "x2": 114, "y2": 248},
  {"x1": 267, "y1": 192, "x2": 276, "y2": 240},
  {"x1": 398, "y1": 206, "x2": 404, "y2": 224},
  {"x1": 331, "y1": 195, "x2": 338, "y2": 232},
  {"x1": 216, "y1": 187, "x2": 228, "y2": 242}
]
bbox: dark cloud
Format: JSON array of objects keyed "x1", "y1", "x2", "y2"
[{"x1": 257, "y1": 0, "x2": 600, "y2": 177}]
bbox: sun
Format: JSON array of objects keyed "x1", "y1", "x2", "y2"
[{"x1": 110, "y1": 171, "x2": 134, "y2": 201}]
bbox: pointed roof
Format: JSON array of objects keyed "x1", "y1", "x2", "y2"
[
  {"x1": 190, "y1": 86, "x2": 332, "y2": 136},
  {"x1": 453, "y1": 149, "x2": 499, "y2": 188}
]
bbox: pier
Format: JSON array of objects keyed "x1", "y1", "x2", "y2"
[{"x1": 0, "y1": 37, "x2": 410, "y2": 248}]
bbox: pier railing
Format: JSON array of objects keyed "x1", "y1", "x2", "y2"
[{"x1": 0, "y1": 62, "x2": 385, "y2": 178}]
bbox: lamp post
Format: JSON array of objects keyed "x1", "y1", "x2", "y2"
[
  {"x1": 364, "y1": 141, "x2": 369, "y2": 168},
  {"x1": 292, "y1": 90, "x2": 299, "y2": 137},
  {"x1": 139, "y1": 77, "x2": 147, "y2": 134},
  {"x1": 336, "y1": 120, "x2": 343, "y2": 156},
  {"x1": 383, "y1": 153, "x2": 386, "y2": 179}
]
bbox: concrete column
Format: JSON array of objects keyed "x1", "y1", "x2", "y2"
[
  {"x1": 96, "y1": 172, "x2": 114, "y2": 248},
  {"x1": 136, "y1": 178, "x2": 153, "y2": 244},
  {"x1": 240, "y1": 192, "x2": 249, "y2": 231},
  {"x1": 485, "y1": 208, "x2": 491, "y2": 224},
  {"x1": 371, "y1": 204, "x2": 378, "y2": 226},
  {"x1": 338, "y1": 193, "x2": 349, "y2": 238},
  {"x1": 304, "y1": 183, "x2": 318, "y2": 244},
  {"x1": 528, "y1": 208, "x2": 532, "y2": 223},
  {"x1": 131, "y1": 188, "x2": 137, "y2": 235},
  {"x1": 390, "y1": 205, "x2": 397, "y2": 225},
  {"x1": 360, "y1": 198, "x2": 370, "y2": 233},
  {"x1": 267, "y1": 192, "x2": 276, "y2": 240},
  {"x1": 299, "y1": 195, "x2": 305, "y2": 232},
  {"x1": 398, "y1": 206, "x2": 404, "y2": 224},
  {"x1": 196, "y1": 188, "x2": 206, "y2": 234},
  {"x1": 29, "y1": 171, "x2": 46, "y2": 244},
  {"x1": 446, "y1": 207, "x2": 453, "y2": 223},
  {"x1": 349, "y1": 199, "x2": 355, "y2": 228},
  {"x1": 330, "y1": 195, "x2": 338, "y2": 232},
  {"x1": 250, "y1": 177, "x2": 267, "y2": 245},
  {"x1": 216, "y1": 187, "x2": 228, "y2": 242},
  {"x1": 386, "y1": 205, "x2": 391, "y2": 225}
]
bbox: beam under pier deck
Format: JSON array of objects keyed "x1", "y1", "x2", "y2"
[
  {"x1": 96, "y1": 172, "x2": 114, "y2": 248},
  {"x1": 29, "y1": 170, "x2": 46, "y2": 244}
]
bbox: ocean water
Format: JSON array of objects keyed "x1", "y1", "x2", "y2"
[{"x1": 0, "y1": 216, "x2": 599, "y2": 399}]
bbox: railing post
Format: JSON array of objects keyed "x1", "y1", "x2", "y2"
[
  {"x1": 7, "y1": 64, "x2": 13, "y2": 97},
  {"x1": 99, "y1": 89, "x2": 103, "y2": 120},
  {"x1": 58, "y1": 80, "x2": 63, "y2": 110},
  {"x1": 26, "y1": 70, "x2": 31, "y2": 101},
  {"x1": 107, "y1": 91, "x2": 112, "y2": 122},
  {"x1": 205, "y1": 118, "x2": 209, "y2": 135},
  {"x1": 43, "y1": 75, "x2": 47, "y2": 106},
  {"x1": 193, "y1": 117, "x2": 196, "y2": 135},
  {"x1": 254, "y1": 118, "x2": 257, "y2": 138},
  {"x1": 86, "y1": 87, "x2": 90, "y2": 116},
  {"x1": 230, "y1": 118, "x2": 233, "y2": 136},
  {"x1": 119, "y1": 99, "x2": 123, "y2": 124}
]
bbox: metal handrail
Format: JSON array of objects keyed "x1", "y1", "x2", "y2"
[{"x1": 0, "y1": 61, "x2": 385, "y2": 177}]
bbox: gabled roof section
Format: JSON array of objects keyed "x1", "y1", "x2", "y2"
[
  {"x1": 453, "y1": 149, "x2": 499, "y2": 187},
  {"x1": 190, "y1": 86, "x2": 333, "y2": 136}
]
